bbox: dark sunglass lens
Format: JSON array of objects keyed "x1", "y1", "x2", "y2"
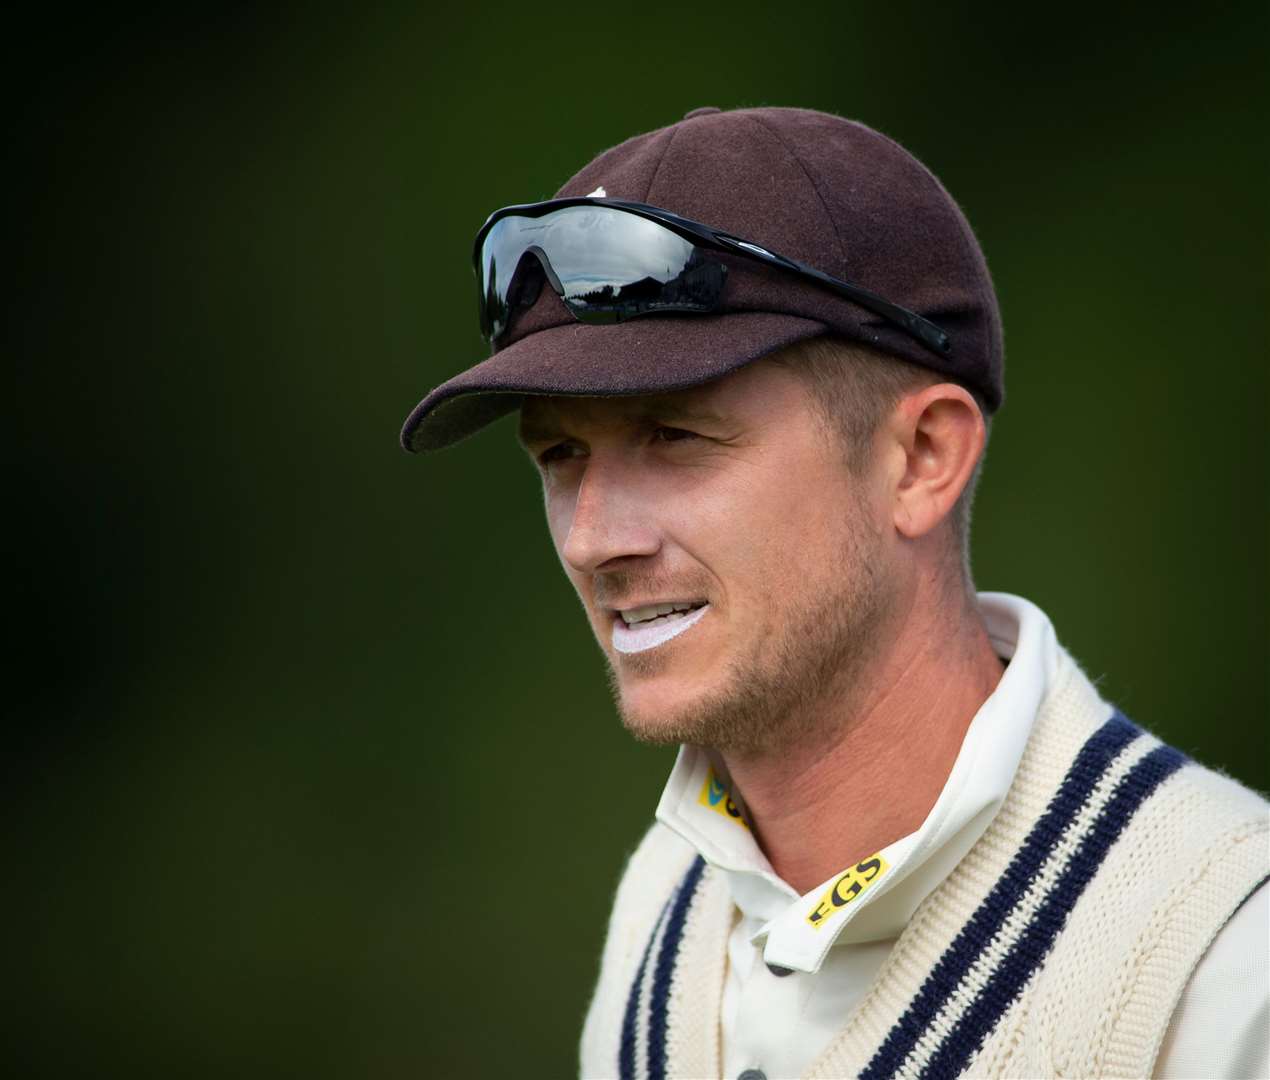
[
  {"x1": 480, "y1": 216, "x2": 534, "y2": 341},
  {"x1": 479, "y1": 206, "x2": 727, "y2": 341},
  {"x1": 506, "y1": 253, "x2": 544, "y2": 311},
  {"x1": 565, "y1": 245, "x2": 727, "y2": 324},
  {"x1": 543, "y1": 207, "x2": 694, "y2": 297}
]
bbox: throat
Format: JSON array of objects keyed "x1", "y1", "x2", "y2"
[{"x1": 721, "y1": 640, "x2": 1004, "y2": 896}]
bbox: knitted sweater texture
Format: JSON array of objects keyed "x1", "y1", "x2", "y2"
[{"x1": 580, "y1": 645, "x2": 1269, "y2": 1079}]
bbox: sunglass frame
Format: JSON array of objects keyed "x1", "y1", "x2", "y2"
[{"x1": 474, "y1": 197, "x2": 951, "y2": 356}]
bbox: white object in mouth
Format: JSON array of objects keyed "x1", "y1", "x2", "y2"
[{"x1": 612, "y1": 603, "x2": 710, "y2": 655}]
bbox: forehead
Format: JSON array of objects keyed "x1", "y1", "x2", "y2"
[{"x1": 516, "y1": 358, "x2": 803, "y2": 442}]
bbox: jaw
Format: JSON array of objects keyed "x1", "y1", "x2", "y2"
[{"x1": 604, "y1": 619, "x2": 736, "y2": 741}]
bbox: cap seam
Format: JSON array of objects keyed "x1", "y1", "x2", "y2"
[
  {"x1": 642, "y1": 124, "x2": 681, "y2": 204},
  {"x1": 860, "y1": 123, "x2": 991, "y2": 315},
  {"x1": 744, "y1": 111, "x2": 847, "y2": 275},
  {"x1": 828, "y1": 117, "x2": 1004, "y2": 399}
]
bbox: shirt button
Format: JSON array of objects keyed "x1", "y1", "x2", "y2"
[
  {"x1": 737, "y1": 1070, "x2": 767, "y2": 1080},
  {"x1": 765, "y1": 961, "x2": 794, "y2": 977}
]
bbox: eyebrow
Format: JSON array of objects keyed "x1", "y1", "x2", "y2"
[
  {"x1": 516, "y1": 398, "x2": 730, "y2": 449},
  {"x1": 516, "y1": 415, "x2": 561, "y2": 449}
]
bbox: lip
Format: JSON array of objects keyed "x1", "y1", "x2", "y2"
[
  {"x1": 604, "y1": 598, "x2": 708, "y2": 620},
  {"x1": 610, "y1": 603, "x2": 711, "y2": 655}
]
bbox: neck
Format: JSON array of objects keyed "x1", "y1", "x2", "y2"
[{"x1": 719, "y1": 582, "x2": 1005, "y2": 896}]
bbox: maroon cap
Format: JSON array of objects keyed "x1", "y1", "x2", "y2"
[{"x1": 401, "y1": 106, "x2": 1004, "y2": 452}]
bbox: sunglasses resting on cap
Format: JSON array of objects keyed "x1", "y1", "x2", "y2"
[{"x1": 476, "y1": 197, "x2": 951, "y2": 358}]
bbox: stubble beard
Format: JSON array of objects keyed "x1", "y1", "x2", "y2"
[{"x1": 603, "y1": 509, "x2": 894, "y2": 757}]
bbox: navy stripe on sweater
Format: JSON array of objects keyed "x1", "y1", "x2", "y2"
[
  {"x1": 618, "y1": 854, "x2": 707, "y2": 1080},
  {"x1": 860, "y1": 712, "x2": 1136, "y2": 1079},
  {"x1": 860, "y1": 713, "x2": 1183, "y2": 1080},
  {"x1": 647, "y1": 855, "x2": 707, "y2": 1080},
  {"x1": 618, "y1": 898, "x2": 669, "y2": 1080},
  {"x1": 921, "y1": 742, "x2": 1186, "y2": 1078}
]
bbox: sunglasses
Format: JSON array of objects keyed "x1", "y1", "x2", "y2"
[{"x1": 473, "y1": 197, "x2": 950, "y2": 357}]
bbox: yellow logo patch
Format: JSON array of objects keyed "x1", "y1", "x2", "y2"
[
  {"x1": 806, "y1": 853, "x2": 889, "y2": 928},
  {"x1": 698, "y1": 768, "x2": 749, "y2": 829}
]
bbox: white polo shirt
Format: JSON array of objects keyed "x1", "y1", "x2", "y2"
[{"x1": 653, "y1": 592, "x2": 1269, "y2": 1080}]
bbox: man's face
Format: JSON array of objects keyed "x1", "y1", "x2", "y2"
[{"x1": 518, "y1": 357, "x2": 899, "y2": 755}]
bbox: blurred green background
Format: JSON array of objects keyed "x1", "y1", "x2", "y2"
[{"x1": 9, "y1": 5, "x2": 1267, "y2": 1076}]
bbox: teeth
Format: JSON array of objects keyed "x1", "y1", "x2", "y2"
[
  {"x1": 612, "y1": 602, "x2": 710, "y2": 654},
  {"x1": 620, "y1": 601, "x2": 701, "y2": 625}
]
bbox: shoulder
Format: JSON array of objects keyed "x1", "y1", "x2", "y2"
[
  {"x1": 1037, "y1": 641, "x2": 1267, "y2": 840},
  {"x1": 1156, "y1": 880, "x2": 1270, "y2": 1079},
  {"x1": 1038, "y1": 643, "x2": 1267, "y2": 945},
  {"x1": 612, "y1": 820, "x2": 701, "y2": 919},
  {"x1": 1005, "y1": 644, "x2": 1270, "y2": 1074},
  {"x1": 579, "y1": 821, "x2": 703, "y2": 1078},
  {"x1": 589, "y1": 819, "x2": 703, "y2": 983},
  {"x1": 1068, "y1": 752, "x2": 1268, "y2": 1077}
]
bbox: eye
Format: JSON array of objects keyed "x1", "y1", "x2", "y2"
[
  {"x1": 537, "y1": 442, "x2": 582, "y2": 467},
  {"x1": 652, "y1": 426, "x2": 699, "y2": 444}
]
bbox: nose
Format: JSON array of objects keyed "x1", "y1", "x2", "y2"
[{"x1": 558, "y1": 456, "x2": 661, "y2": 575}]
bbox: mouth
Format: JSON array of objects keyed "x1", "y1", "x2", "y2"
[{"x1": 610, "y1": 600, "x2": 710, "y2": 655}]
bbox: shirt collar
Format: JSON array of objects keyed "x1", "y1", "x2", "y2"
[{"x1": 654, "y1": 591, "x2": 1060, "y2": 973}]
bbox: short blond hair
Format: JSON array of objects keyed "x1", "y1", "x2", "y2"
[{"x1": 765, "y1": 335, "x2": 990, "y2": 590}]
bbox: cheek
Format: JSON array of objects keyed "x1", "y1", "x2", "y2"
[
  {"x1": 543, "y1": 484, "x2": 575, "y2": 556},
  {"x1": 543, "y1": 487, "x2": 597, "y2": 609},
  {"x1": 715, "y1": 470, "x2": 859, "y2": 601},
  {"x1": 661, "y1": 469, "x2": 822, "y2": 604}
]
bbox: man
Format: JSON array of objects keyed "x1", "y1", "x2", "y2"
[{"x1": 400, "y1": 108, "x2": 1268, "y2": 1079}]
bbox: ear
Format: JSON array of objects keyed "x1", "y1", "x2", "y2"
[{"x1": 886, "y1": 383, "x2": 986, "y2": 540}]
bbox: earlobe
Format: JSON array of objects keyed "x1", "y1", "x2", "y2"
[
  {"x1": 890, "y1": 385, "x2": 985, "y2": 541},
  {"x1": 892, "y1": 498, "x2": 918, "y2": 538}
]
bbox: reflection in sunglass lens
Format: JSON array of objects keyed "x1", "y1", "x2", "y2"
[{"x1": 479, "y1": 206, "x2": 728, "y2": 342}]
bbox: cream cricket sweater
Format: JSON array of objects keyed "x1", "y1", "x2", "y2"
[{"x1": 580, "y1": 641, "x2": 1269, "y2": 1079}]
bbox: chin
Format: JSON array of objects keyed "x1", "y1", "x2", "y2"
[
  {"x1": 598, "y1": 610, "x2": 745, "y2": 747},
  {"x1": 616, "y1": 696, "x2": 697, "y2": 747},
  {"x1": 615, "y1": 663, "x2": 684, "y2": 712},
  {"x1": 608, "y1": 663, "x2": 724, "y2": 747}
]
